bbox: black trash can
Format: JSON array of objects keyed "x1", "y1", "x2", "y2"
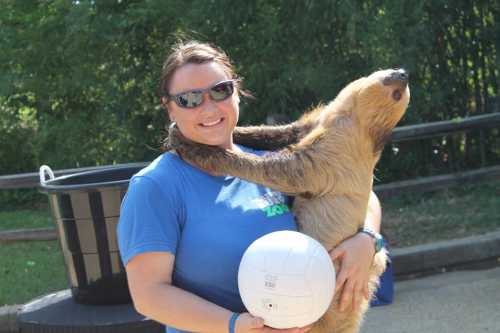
[{"x1": 39, "y1": 165, "x2": 144, "y2": 305}]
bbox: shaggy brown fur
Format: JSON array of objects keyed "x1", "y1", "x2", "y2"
[{"x1": 166, "y1": 69, "x2": 410, "y2": 333}]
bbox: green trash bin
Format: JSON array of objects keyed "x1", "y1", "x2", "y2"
[{"x1": 39, "y1": 164, "x2": 144, "y2": 305}]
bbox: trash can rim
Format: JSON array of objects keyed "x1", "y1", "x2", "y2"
[{"x1": 39, "y1": 165, "x2": 142, "y2": 193}]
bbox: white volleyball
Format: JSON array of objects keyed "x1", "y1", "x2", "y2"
[{"x1": 238, "y1": 230, "x2": 335, "y2": 329}]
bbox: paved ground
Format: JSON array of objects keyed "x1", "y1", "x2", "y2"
[{"x1": 360, "y1": 265, "x2": 500, "y2": 333}]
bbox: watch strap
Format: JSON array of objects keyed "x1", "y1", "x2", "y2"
[{"x1": 358, "y1": 227, "x2": 384, "y2": 253}]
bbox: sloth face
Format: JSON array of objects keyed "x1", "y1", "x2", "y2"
[
  {"x1": 357, "y1": 69, "x2": 410, "y2": 116},
  {"x1": 354, "y1": 69, "x2": 410, "y2": 152}
]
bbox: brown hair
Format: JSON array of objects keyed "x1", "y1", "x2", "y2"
[{"x1": 159, "y1": 40, "x2": 250, "y2": 98}]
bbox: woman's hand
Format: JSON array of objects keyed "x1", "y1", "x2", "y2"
[
  {"x1": 329, "y1": 232, "x2": 375, "y2": 312},
  {"x1": 235, "y1": 313, "x2": 313, "y2": 333}
]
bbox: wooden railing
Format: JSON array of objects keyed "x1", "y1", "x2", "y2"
[
  {"x1": 390, "y1": 112, "x2": 500, "y2": 142},
  {"x1": 379, "y1": 112, "x2": 500, "y2": 197},
  {"x1": 1, "y1": 113, "x2": 500, "y2": 197}
]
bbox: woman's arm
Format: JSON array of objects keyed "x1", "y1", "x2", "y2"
[
  {"x1": 362, "y1": 191, "x2": 382, "y2": 233},
  {"x1": 127, "y1": 252, "x2": 233, "y2": 333},
  {"x1": 329, "y1": 191, "x2": 382, "y2": 312},
  {"x1": 126, "y1": 252, "x2": 311, "y2": 333}
]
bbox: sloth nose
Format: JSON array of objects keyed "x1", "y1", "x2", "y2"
[{"x1": 383, "y1": 69, "x2": 409, "y2": 87}]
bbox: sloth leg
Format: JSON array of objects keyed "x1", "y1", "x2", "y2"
[
  {"x1": 233, "y1": 121, "x2": 312, "y2": 151},
  {"x1": 168, "y1": 126, "x2": 333, "y2": 196}
]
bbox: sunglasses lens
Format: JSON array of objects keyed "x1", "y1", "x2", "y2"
[
  {"x1": 209, "y1": 81, "x2": 234, "y2": 101},
  {"x1": 171, "y1": 81, "x2": 234, "y2": 109},
  {"x1": 177, "y1": 92, "x2": 203, "y2": 108}
]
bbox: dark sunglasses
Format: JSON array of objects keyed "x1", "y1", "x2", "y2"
[{"x1": 166, "y1": 80, "x2": 235, "y2": 109}]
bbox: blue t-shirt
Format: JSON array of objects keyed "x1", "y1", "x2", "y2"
[{"x1": 117, "y1": 146, "x2": 297, "y2": 333}]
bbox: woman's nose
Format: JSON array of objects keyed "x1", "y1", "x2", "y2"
[{"x1": 199, "y1": 93, "x2": 219, "y2": 112}]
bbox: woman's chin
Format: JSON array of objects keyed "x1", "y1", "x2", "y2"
[{"x1": 195, "y1": 138, "x2": 232, "y2": 149}]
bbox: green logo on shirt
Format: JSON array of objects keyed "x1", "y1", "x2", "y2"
[
  {"x1": 252, "y1": 192, "x2": 291, "y2": 218},
  {"x1": 262, "y1": 203, "x2": 290, "y2": 217}
]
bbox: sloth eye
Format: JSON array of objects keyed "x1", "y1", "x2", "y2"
[{"x1": 392, "y1": 90, "x2": 402, "y2": 101}]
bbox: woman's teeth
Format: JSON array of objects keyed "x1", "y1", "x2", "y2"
[{"x1": 201, "y1": 118, "x2": 223, "y2": 127}]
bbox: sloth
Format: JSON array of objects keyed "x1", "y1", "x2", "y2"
[{"x1": 166, "y1": 69, "x2": 410, "y2": 333}]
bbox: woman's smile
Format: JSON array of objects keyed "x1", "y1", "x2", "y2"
[{"x1": 200, "y1": 117, "x2": 224, "y2": 127}]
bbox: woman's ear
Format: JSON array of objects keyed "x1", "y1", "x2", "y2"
[
  {"x1": 161, "y1": 96, "x2": 169, "y2": 108},
  {"x1": 161, "y1": 97, "x2": 174, "y2": 121}
]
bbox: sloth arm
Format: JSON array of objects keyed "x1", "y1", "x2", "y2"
[
  {"x1": 170, "y1": 126, "x2": 332, "y2": 196},
  {"x1": 233, "y1": 121, "x2": 312, "y2": 151}
]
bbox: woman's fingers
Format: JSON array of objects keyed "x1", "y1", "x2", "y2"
[
  {"x1": 334, "y1": 263, "x2": 349, "y2": 295},
  {"x1": 340, "y1": 278, "x2": 368, "y2": 312},
  {"x1": 352, "y1": 282, "x2": 366, "y2": 312},
  {"x1": 339, "y1": 279, "x2": 355, "y2": 312},
  {"x1": 299, "y1": 324, "x2": 313, "y2": 333},
  {"x1": 257, "y1": 322, "x2": 313, "y2": 333},
  {"x1": 352, "y1": 284, "x2": 359, "y2": 312},
  {"x1": 329, "y1": 247, "x2": 345, "y2": 261},
  {"x1": 237, "y1": 313, "x2": 264, "y2": 333},
  {"x1": 249, "y1": 316, "x2": 265, "y2": 328},
  {"x1": 260, "y1": 326, "x2": 305, "y2": 333}
]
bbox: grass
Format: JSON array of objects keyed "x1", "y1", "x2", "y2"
[
  {"x1": 0, "y1": 208, "x2": 52, "y2": 231},
  {"x1": 0, "y1": 179, "x2": 499, "y2": 305},
  {"x1": 0, "y1": 208, "x2": 65, "y2": 306},
  {"x1": 0, "y1": 241, "x2": 67, "y2": 306},
  {"x1": 382, "y1": 179, "x2": 500, "y2": 247}
]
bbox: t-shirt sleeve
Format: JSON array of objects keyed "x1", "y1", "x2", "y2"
[{"x1": 117, "y1": 175, "x2": 183, "y2": 266}]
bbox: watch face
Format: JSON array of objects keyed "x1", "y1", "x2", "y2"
[{"x1": 375, "y1": 237, "x2": 384, "y2": 252}]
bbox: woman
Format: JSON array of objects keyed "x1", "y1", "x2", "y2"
[{"x1": 117, "y1": 41, "x2": 384, "y2": 333}]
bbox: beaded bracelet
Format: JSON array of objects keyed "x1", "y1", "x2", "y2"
[{"x1": 228, "y1": 312, "x2": 240, "y2": 333}]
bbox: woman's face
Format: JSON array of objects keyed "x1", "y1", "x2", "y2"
[{"x1": 165, "y1": 62, "x2": 239, "y2": 150}]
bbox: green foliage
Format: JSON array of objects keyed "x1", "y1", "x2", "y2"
[
  {"x1": 0, "y1": 95, "x2": 37, "y2": 174},
  {"x1": 0, "y1": 0, "x2": 499, "y2": 184}
]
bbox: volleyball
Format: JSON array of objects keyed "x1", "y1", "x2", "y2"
[{"x1": 238, "y1": 230, "x2": 335, "y2": 329}]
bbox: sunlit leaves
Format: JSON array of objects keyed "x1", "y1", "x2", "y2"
[{"x1": 0, "y1": 0, "x2": 498, "y2": 182}]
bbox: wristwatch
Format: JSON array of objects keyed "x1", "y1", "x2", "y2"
[{"x1": 358, "y1": 227, "x2": 384, "y2": 253}]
